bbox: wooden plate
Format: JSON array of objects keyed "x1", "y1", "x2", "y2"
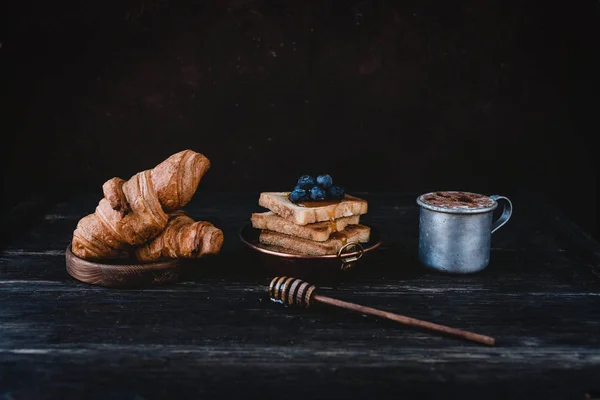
[{"x1": 65, "y1": 245, "x2": 182, "y2": 288}]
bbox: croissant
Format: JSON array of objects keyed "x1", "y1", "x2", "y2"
[
  {"x1": 71, "y1": 150, "x2": 211, "y2": 260},
  {"x1": 134, "y1": 211, "x2": 224, "y2": 262}
]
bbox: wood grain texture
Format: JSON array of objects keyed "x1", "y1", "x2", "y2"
[
  {"x1": 65, "y1": 245, "x2": 181, "y2": 288},
  {"x1": 1, "y1": 191, "x2": 600, "y2": 399}
]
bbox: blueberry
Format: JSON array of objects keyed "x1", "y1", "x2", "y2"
[
  {"x1": 289, "y1": 188, "x2": 308, "y2": 203},
  {"x1": 310, "y1": 186, "x2": 326, "y2": 201},
  {"x1": 296, "y1": 175, "x2": 316, "y2": 190},
  {"x1": 328, "y1": 185, "x2": 345, "y2": 199},
  {"x1": 316, "y1": 174, "x2": 333, "y2": 190}
]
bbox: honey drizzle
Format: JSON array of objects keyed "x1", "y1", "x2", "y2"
[
  {"x1": 297, "y1": 200, "x2": 341, "y2": 208},
  {"x1": 296, "y1": 199, "x2": 342, "y2": 236},
  {"x1": 328, "y1": 209, "x2": 336, "y2": 234}
]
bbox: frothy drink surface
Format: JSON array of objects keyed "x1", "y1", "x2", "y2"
[{"x1": 421, "y1": 191, "x2": 494, "y2": 209}]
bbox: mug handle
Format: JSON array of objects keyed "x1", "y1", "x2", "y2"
[{"x1": 489, "y1": 195, "x2": 513, "y2": 234}]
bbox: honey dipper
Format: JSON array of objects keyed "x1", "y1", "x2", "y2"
[{"x1": 268, "y1": 276, "x2": 495, "y2": 346}]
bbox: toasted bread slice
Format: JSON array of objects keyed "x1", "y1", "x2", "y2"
[
  {"x1": 251, "y1": 212, "x2": 360, "y2": 242},
  {"x1": 258, "y1": 192, "x2": 368, "y2": 225},
  {"x1": 257, "y1": 242, "x2": 309, "y2": 256},
  {"x1": 259, "y1": 224, "x2": 371, "y2": 256}
]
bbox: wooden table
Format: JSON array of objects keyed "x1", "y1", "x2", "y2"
[{"x1": 1, "y1": 191, "x2": 600, "y2": 399}]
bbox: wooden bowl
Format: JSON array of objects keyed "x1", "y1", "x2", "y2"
[
  {"x1": 239, "y1": 223, "x2": 382, "y2": 283},
  {"x1": 65, "y1": 245, "x2": 182, "y2": 288}
]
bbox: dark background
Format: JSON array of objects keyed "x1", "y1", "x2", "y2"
[{"x1": 3, "y1": 0, "x2": 599, "y2": 240}]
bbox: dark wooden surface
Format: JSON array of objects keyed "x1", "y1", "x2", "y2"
[{"x1": 1, "y1": 191, "x2": 600, "y2": 399}]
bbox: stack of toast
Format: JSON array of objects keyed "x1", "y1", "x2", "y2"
[{"x1": 251, "y1": 192, "x2": 370, "y2": 256}]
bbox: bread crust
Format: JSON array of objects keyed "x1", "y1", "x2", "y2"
[
  {"x1": 259, "y1": 224, "x2": 371, "y2": 256},
  {"x1": 258, "y1": 192, "x2": 368, "y2": 225},
  {"x1": 251, "y1": 211, "x2": 360, "y2": 242}
]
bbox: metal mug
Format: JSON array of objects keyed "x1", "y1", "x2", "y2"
[{"x1": 416, "y1": 191, "x2": 513, "y2": 274}]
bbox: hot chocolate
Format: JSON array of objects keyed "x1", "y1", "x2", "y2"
[{"x1": 420, "y1": 191, "x2": 495, "y2": 210}]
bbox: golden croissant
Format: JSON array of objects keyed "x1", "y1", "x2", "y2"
[
  {"x1": 71, "y1": 149, "x2": 223, "y2": 261},
  {"x1": 134, "y1": 211, "x2": 224, "y2": 262}
]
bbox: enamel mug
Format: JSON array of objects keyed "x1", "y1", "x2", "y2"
[{"x1": 416, "y1": 191, "x2": 513, "y2": 274}]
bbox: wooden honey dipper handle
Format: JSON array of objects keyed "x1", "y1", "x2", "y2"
[
  {"x1": 313, "y1": 294, "x2": 495, "y2": 346},
  {"x1": 268, "y1": 276, "x2": 495, "y2": 346}
]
